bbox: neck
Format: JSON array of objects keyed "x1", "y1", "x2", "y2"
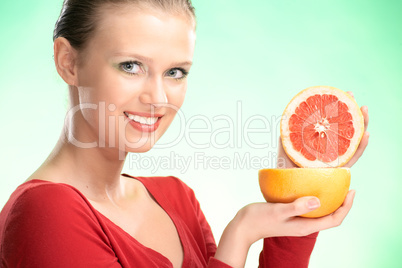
[{"x1": 31, "y1": 112, "x2": 129, "y2": 203}]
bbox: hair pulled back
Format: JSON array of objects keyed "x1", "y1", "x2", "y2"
[{"x1": 53, "y1": 0, "x2": 196, "y2": 51}]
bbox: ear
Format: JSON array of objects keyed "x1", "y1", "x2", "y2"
[{"x1": 54, "y1": 37, "x2": 78, "y2": 86}]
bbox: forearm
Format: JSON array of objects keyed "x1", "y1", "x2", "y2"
[
  {"x1": 213, "y1": 190, "x2": 353, "y2": 267},
  {"x1": 213, "y1": 218, "x2": 251, "y2": 268}
]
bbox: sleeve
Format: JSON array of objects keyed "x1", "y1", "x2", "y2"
[
  {"x1": 1, "y1": 184, "x2": 122, "y2": 268},
  {"x1": 258, "y1": 232, "x2": 319, "y2": 268},
  {"x1": 207, "y1": 257, "x2": 234, "y2": 268}
]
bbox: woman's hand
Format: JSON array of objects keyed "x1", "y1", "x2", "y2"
[
  {"x1": 214, "y1": 190, "x2": 355, "y2": 268},
  {"x1": 277, "y1": 91, "x2": 369, "y2": 169}
]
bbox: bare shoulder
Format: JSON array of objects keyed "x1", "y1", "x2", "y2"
[{"x1": 25, "y1": 166, "x2": 66, "y2": 184}]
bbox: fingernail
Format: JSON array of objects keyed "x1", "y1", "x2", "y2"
[{"x1": 307, "y1": 198, "x2": 320, "y2": 210}]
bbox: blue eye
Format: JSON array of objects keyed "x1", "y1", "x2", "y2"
[
  {"x1": 166, "y1": 68, "x2": 188, "y2": 80},
  {"x1": 120, "y1": 61, "x2": 142, "y2": 75}
]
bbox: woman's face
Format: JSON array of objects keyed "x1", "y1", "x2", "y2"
[{"x1": 73, "y1": 5, "x2": 196, "y2": 153}]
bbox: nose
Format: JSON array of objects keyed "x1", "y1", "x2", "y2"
[{"x1": 139, "y1": 76, "x2": 168, "y2": 108}]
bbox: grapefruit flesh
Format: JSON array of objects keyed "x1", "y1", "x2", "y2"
[{"x1": 281, "y1": 86, "x2": 364, "y2": 167}]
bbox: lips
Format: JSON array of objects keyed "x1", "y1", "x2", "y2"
[{"x1": 124, "y1": 111, "x2": 163, "y2": 133}]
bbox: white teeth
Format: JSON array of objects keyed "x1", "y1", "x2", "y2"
[{"x1": 126, "y1": 113, "x2": 158, "y2": 125}]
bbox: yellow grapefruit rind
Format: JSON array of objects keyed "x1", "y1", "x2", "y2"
[
  {"x1": 258, "y1": 168, "x2": 351, "y2": 218},
  {"x1": 280, "y1": 86, "x2": 364, "y2": 168}
]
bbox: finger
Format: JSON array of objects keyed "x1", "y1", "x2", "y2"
[
  {"x1": 344, "y1": 131, "x2": 369, "y2": 168},
  {"x1": 361, "y1": 106, "x2": 369, "y2": 132},
  {"x1": 293, "y1": 190, "x2": 356, "y2": 234},
  {"x1": 279, "y1": 196, "x2": 321, "y2": 218},
  {"x1": 346, "y1": 91, "x2": 354, "y2": 99},
  {"x1": 325, "y1": 189, "x2": 356, "y2": 226}
]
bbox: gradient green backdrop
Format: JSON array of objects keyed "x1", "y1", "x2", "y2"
[{"x1": 1, "y1": 0, "x2": 401, "y2": 267}]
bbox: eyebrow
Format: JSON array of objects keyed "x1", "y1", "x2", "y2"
[{"x1": 111, "y1": 52, "x2": 193, "y2": 67}]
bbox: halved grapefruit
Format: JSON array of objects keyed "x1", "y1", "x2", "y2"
[
  {"x1": 281, "y1": 86, "x2": 364, "y2": 167},
  {"x1": 259, "y1": 168, "x2": 351, "y2": 217}
]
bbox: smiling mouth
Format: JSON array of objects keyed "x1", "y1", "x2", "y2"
[{"x1": 123, "y1": 112, "x2": 162, "y2": 126}]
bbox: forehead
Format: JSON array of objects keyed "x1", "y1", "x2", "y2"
[{"x1": 87, "y1": 4, "x2": 196, "y2": 61}]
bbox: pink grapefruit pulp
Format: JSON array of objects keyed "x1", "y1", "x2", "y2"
[{"x1": 281, "y1": 86, "x2": 364, "y2": 167}]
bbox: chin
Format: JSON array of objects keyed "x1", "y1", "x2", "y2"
[
  {"x1": 129, "y1": 146, "x2": 152, "y2": 153},
  {"x1": 123, "y1": 141, "x2": 156, "y2": 153}
]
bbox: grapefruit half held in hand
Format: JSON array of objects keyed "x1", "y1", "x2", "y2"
[
  {"x1": 259, "y1": 168, "x2": 351, "y2": 218},
  {"x1": 281, "y1": 86, "x2": 364, "y2": 167}
]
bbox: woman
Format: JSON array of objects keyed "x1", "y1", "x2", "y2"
[{"x1": 0, "y1": 0, "x2": 369, "y2": 267}]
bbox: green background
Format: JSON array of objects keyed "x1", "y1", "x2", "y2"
[{"x1": 1, "y1": 0, "x2": 401, "y2": 267}]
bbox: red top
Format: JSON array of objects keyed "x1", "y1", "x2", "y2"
[{"x1": 0, "y1": 174, "x2": 318, "y2": 267}]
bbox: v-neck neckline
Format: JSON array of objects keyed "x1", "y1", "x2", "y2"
[
  {"x1": 26, "y1": 175, "x2": 189, "y2": 267},
  {"x1": 118, "y1": 173, "x2": 189, "y2": 267}
]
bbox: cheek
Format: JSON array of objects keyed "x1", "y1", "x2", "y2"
[
  {"x1": 77, "y1": 68, "x2": 136, "y2": 110},
  {"x1": 76, "y1": 74, "x2": 130, "y2": 135},
  {"x1": 166, "y1": 83, "x2": 187, "y2": 110},
  {"x1": 155, "y1": 84, "x2": 187, "y2": 136}
]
